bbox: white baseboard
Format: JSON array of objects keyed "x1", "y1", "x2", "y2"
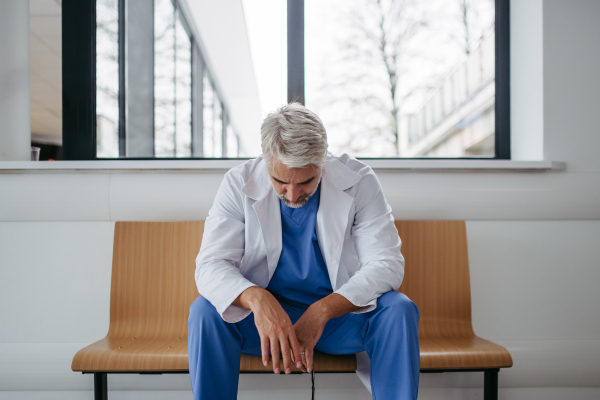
[{"x1": 1, "y1": 388, "x2": 600, "y2": 400}]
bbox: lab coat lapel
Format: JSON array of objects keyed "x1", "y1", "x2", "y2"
[
  {"x1": 242, "y1": 158, "x2": 282, "y2": 281},
  {"x1": 253, "y1": 190, "x2": 282, "y2": 280},
  {"x1": 316, "y1": 157, "x2": 361, "y2": 290}
]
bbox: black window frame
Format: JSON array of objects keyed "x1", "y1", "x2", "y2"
[{"x1": 62, "y1": 0, "x2": 510, "y2": 160}]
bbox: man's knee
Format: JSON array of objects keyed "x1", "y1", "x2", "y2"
[
  {"x1": 377, "y1": 291, "x2": 420, "y2": 321},
  {"x1": 189, "y1": 295, "x2": 221, "y2": 324}
]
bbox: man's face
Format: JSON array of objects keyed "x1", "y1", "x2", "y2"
[{"x1": 268, "y1": 160, "x2": 322, "y2": 208}]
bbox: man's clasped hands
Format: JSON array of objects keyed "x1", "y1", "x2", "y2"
[{"x1": 233, "y1": 286, "x2": 359, "y2": 374}]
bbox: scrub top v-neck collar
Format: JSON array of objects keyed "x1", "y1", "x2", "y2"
[{"x1": 267, "y1": 183, "x2": 333, "y2": 309}]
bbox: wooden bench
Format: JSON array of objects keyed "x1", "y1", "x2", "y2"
[{"x1": 72, "y1": 221, "x2": 512, "y2": 399}]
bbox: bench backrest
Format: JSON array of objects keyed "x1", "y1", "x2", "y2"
[
  {"x1": 396, "y1": 221, "x2": 474, "y2": 339},
  {"x1": 107, "y1": 221, "x2": 203, "y2": 339},
  {"x1": 108, "y1": 221, "x2": 474, "y2": 340}
]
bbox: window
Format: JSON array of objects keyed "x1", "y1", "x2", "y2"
[
  {"x1": 62, "y1": 0, "x2": 509, "y2": 160},
  {"x1": 92, "y1": 0, "x2": 239, "y2": 159},
  {"x1": 302, "y1": 0, "x2": 508, "y2": 158}
]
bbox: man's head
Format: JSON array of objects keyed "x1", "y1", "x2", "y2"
[{"x1": 261, "y1": 103, "x2": 328, "y2": 208}]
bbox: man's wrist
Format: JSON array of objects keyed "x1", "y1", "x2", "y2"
[
  {"x1": 310, "y1": 297, "x2": 336, "y2": 323},
  {"x1": 312, "y1": 293, "x2": 361, "y2": 322},
  {"x1": 234, "y1": 286, "x2": 267, "y2": 311},
  {"x1": 246, "y1": 287, "x2": 268, "y2": 311}
]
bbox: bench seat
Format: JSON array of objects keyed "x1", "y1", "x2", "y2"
[
  {"x1": 72, "y1": 336, "x2": 511, "y2": 373},
  {"x1": 72, "y1": 338, "x2": 357, "y2": 373},
  {"x1": 420, "y1": 336, "x2": 512, "y2": 370}
]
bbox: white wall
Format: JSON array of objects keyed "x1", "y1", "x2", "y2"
[
  {"x1": 543, "y1": 0, "x2": 600, "y2": 173},
  {"x1": 1, "y1": 0, "x2": 600, "y2": 399},
  {"x1": 511, "y1": 0, "x2": 544, "y2": 161},
  {"x1": 0, "y1": 0, "x2": 30, "y2": 161}
]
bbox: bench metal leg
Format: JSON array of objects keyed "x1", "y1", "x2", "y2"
[
  {"x1": 94, "y1": 372, "x2": 108, "y2": 400},
  {"x1": 484, "y1": 369, "x2": 499, "y2": 400}
]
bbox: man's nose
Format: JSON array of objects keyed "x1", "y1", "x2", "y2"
[{"x1": 287, "y1": 186, "x2": 302, "y2": 203}]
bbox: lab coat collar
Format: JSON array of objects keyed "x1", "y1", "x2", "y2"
[
  {"x1": 321, "y1": 154, "x2": 362, "y2": 191},
  {"x1": 242, "y1": 156, "x2": 271, "y2": 201},
  {"x1": 241, "y1": 154, "x2": 361, "y2": 200}
]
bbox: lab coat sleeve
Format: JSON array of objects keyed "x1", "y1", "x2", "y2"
[
  {"x1": 333, "y1": 170, "x2": 404, "y2": 313},
  {"x1": 195, "y1": 172, "x2": 257, "y2": 323}
]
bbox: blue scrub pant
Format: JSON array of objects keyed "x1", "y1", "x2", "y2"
[{"x1": 188, "y1": 291, "x2": 420, "y2": 399}]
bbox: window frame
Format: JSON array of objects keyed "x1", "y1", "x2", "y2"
[{"x1": 62, "y1": 0, "x2": 510, "y2": 160}]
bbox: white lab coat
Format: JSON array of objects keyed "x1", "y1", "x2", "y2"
[
  {"x1": 195, "y1": 152, "x2": 404, "y2": 323},
  {"x1": 195, "y1": 152, "x2": 404, "y2": 392}
]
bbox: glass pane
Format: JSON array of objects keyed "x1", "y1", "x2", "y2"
[
  {"x1": 175, "y1": 11, "x2": 192, "y2": 157},
  {"x1": 213, "y1": 99, "x2": 223, "y2": 158},
  {"x1": 154, "y1": 0, "x2": 176, "y2": 157},
  {"x1": 95, "y1": 0, "x2": 266, "y2": 158},
  {"x1": 96, "y1": 0, "x2": 119, "y2": 158},
  {"x1": 241, "y1": 0, "x2": 287, "y2": 128},
  {"x1": 203, "y1": 73, "x2": 214, "y2": 157},
  {"x1": 227, "y1": 124, "x2": 238, "y2": 157},
  {"x1": 305, "y1": 0, "x2": 495, "y2": 158},
  {"x1": 153, "y1": 1, "x2": 192, "y2": 158}
]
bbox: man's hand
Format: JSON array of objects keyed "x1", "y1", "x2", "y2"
[
  {"x1": 294, "y1": 293, "x2": 362, "y2": 372},
  {"x1": 232, "y1": 287, "x2": 303, "y2": 374},
  {"x1": 293, "y1": 305, "x2": 328, "y2": 373}
]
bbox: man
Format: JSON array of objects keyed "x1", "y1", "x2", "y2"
[{"x1": 188, "y1": 103, "x2": 420, "y2": 399}]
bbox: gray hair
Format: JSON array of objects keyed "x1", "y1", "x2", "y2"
[{"x1": 260, "y1": 103, "x2": 328, "y2": 169}]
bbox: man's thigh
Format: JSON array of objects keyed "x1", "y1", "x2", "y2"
[
  {"x1": 314, "y1": 291, "x2": 415, "y2": 355},
  {"x1": 314, "y1": 310, "x2": 370, "y2": 355}
]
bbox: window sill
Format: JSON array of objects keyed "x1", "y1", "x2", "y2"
[{"x1": 0, "y1": 159, "x2": 566, "y2": 172}]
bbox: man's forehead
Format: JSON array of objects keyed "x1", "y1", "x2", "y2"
[{"x1": 270, "y1": 162, "x2": 321, "y2": 182}]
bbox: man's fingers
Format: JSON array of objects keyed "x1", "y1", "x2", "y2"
[
  {"x1": 279, "y1": 336, "x2": 292, "y2": 374},
  {"x1": 260, "y1": 335, "x2": 270, "y2": 367},
  {"x1": 270, "y1": 339, "x2": 280, "y2": 374},
  {"x1": 306, "y1": 347, "x2": 315, "y2": 373},
  {"x1": 289, "y1": 334, "x2": 303, "y2": 369},
  {"x1": 299, "y1": 351, "x2": 307, "y2": 373}
]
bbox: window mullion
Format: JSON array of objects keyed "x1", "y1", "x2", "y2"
[
  {"x1": 495, "y1": 0, "x2": 511, "y2": 159},
  {"x1": 287, "y1": 0, "x2": 304, "y2": 105}
]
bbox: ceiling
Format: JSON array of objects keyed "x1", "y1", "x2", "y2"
[{"x1": 30, "y1": 0, "x2": 62, "y2": 145}]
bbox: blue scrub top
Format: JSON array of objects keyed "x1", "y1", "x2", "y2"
[{"x1": 266, "y1": 184, "x2": 333, "y2": 308}]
